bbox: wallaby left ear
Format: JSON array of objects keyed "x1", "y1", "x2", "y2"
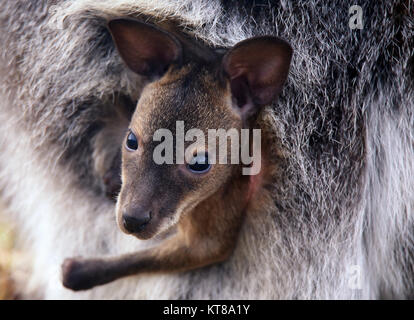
[{"x1": 222, "y1": 36, "x2": 292, "y2": 118}]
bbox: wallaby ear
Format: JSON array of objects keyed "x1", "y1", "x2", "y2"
[
  {"x1": 222, "y1": 36, "x2": 292, "y2": 118},
  {"x1": 108, "y1": 19, "x2": 182, "y2": 78}
]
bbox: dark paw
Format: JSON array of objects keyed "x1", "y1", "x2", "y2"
[{"x1": 61, "y1": 258, "x2": 97, "y2": 291}]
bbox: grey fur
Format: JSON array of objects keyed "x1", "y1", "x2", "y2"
[{"x1": 0, "y1": 0, "x2": 413, "y2": 299}]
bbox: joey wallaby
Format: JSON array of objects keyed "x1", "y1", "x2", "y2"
[{"x1": 61, "y1": 18, "x2": 292, "y2": 291}]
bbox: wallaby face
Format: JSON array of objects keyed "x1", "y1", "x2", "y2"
[
  {"x1": 117, "y1": 66, "x2": 242, "y2": 240},
  {"x1": 61, "y1": 18, "x2": 292, "y2": 291}
]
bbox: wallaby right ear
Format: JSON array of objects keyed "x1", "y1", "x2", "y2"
[
  {"x1": 222, "y1": 37, "x2": 292, "y2": 120},
  {"x1": 108, "y1": 19, "x2": 182, "y2": 78}
]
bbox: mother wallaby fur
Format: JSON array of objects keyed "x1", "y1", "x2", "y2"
[{"x1": 0, "y1": 0, "x2": 413, "y2": 299}]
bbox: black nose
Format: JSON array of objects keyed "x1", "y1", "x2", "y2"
[{"x1": 122, "y1": 211, "x2": 151, "y2": 233}]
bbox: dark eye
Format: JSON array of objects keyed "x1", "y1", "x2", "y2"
[
  {"x1": 187, "y1": 153, "x2": 211, "y2": 174},
  {"x1": 126, "y1": 131, "x2": 138, "y2": 151}
]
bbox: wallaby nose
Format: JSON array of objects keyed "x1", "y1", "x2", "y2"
[{"x1": 122, "y1": 210, "x2": 152, "y2": 233}]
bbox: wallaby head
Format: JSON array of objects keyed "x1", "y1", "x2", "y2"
[{"x1": 108, "y1": 18, "x2": 292, "y2": 240}]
